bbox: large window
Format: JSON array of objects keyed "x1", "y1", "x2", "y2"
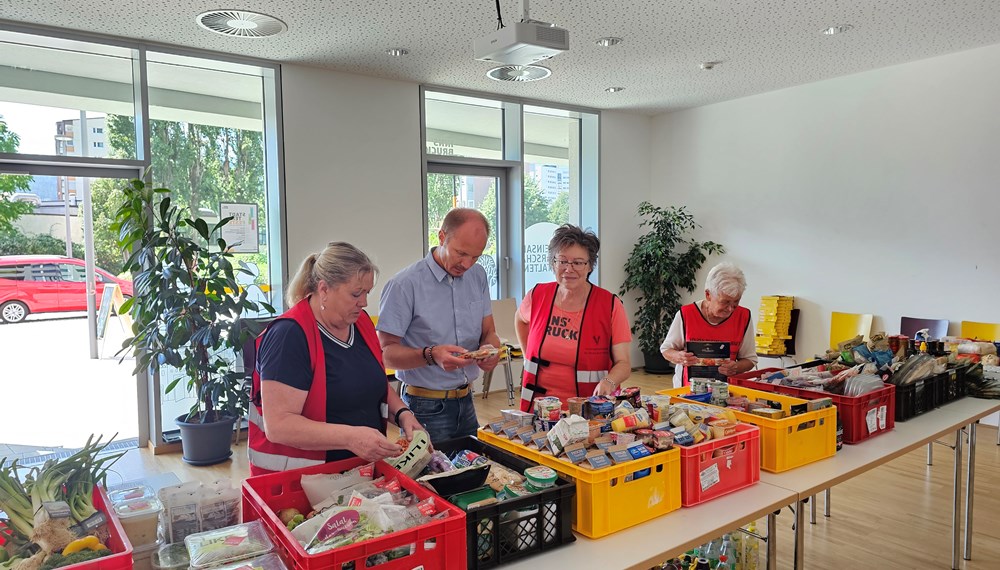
[
  {"x1": 0, "y1": 25, "x2": 284, "y2": 450},
  {"x1": 422, "y1": 89, "x2": 599, "y2": 300}
]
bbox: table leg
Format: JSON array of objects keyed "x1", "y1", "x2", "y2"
[
  {"x1": 964, "y1": 421, "x2": 977, "y2": 560},
  {"x1": 810, "y1": 495, "x2": 816, "y2": 524},
  {"x1": 927, "y1": 442, "x2": 933, "y2": 465},
  {"x1": 952, "y1": 427, "x2": 963, "y2": 570},
  {"x1": 767, "y1": 511, "x2": 777, "y2": 570},
  {"x1": 824, "y1": 488, "x2": 831, "y2": 517},
  {"x1": 794, "y1": 498, "x2": 805, "y2": 570},
  {"x1": 481, "y1": 369, "x2": 493, "y2": 399}
]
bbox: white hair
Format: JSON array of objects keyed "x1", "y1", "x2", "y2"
[{"x1": 705, "y1": 262, "x2": 746, "y2": 298}]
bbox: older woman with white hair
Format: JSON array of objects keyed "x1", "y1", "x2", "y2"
[{"x1": 659, "y1": 262, "x2": 757, "y2": 386}]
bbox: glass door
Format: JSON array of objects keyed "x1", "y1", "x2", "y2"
[{"x1": 425, "y1": 164, "x2": 507, "y2": 299}]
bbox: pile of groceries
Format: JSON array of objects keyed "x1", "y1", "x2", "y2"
[
  {"x1": 657, "y1": 522, "x2": 762, "y2": 570},
  {"x1": 481, "y1": 387, "x2": 749, "y2": 468}
]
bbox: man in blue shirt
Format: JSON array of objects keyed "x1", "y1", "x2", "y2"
[{"x1": 377, "y1": 208, "x2": 501, "y2": 442}]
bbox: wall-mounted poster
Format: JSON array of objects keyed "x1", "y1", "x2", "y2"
[{"x1": 219, "y1": 202, "x2": 259, "y2": 253}]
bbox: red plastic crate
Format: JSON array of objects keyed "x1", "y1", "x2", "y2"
[
  {"x1": 679, "y1": 423, "x2": 760, "y2": 507},
  {"x1": 730, "y1": 368, "x2": 896, "y2": 444},
  {"x1": 63, "y1": 486, "x2": 134, "y2": 570},
  {"x1": 241, "y1": 457, "x2": 466, "y2": 570}
]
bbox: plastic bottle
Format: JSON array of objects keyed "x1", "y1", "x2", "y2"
[
  {"x1": 715, "y1": 555, "x2": 732, "y2": 569},
  {"x1": 744, "y1": 522, "x2": 760, "y2": 570},
  {"x1": 694, "y1": 558, "x2": 712, "y2": 570}
]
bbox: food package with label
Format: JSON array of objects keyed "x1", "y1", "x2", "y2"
[
  {"x1": 114, "y1": 496, "x2": 163, "y2": 548},
  {"x1": 546, "y1": 414, "x2": 590, "y2": 456},
  {"x1": 184, "y1": 521, "x2": 275, "y2": 569}
]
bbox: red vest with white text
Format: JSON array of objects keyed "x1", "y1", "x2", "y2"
[
  {"x1": 679, "y1": 302, "x2": 750, "y2": 384},
  {"x1": 519, "y1": 282, "x2": 615, "y2": 412},
  {"x1": 248, "y1": 298, "x2": 384, "y2": 474}
]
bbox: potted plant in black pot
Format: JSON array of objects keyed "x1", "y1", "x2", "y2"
[
  {"x1": 113, "y1": 178, "x2": 272, "y2": 465},
  {"x1": 620, "y1": 201, "x2": 724, "y2": 374}
]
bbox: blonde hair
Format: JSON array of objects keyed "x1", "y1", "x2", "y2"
[{"x1": 286, "y1": 242, "x2": 378, "y2": 306}]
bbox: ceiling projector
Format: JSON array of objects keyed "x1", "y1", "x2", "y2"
[{"x1": 474, "y1": 20, "x2": 569, "y2": 66}]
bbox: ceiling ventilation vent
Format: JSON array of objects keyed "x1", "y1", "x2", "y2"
[
  {"x1": 486, "y1": 65, "x2": 552, "y2": 82},
  {"x1": 196, "y1": 10, "x2": 287, "y2": 38}
]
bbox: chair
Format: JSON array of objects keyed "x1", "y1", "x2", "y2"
[
  {"x1": 900, "y1": 316, "x2": 949, "y2": 339},
  {"x1": 960, "y1": 321, "x2": 1000, "y2": 342},
  {"x1": 829, "y1": 312, "x2": 874, "y2": 350},
  {"x1": 481, "y1": 298, "x2": 520, "y2": 406}
]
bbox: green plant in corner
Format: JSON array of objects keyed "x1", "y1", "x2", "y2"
[
  {"x1": 619, "y1": 201, "x2": 724, "y2": 361},
  {"x1": 113, "y1": 178, "x2": 274, "y2": 425}
]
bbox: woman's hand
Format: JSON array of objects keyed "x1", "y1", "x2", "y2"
[
  {"x1": 348, "y1": 426, "x2": 403, "y2": 462},
  {"x1": 396, "y1": 410, "x2": 433, "y2": 451},
  {"x1": 664, "y1": 349, "x2": 697, "y2": 367},
  {"x1": 592, "y1": 377, "x2": 619, "y2": 397}
]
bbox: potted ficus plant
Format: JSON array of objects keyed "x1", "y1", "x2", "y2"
[
  {"x1": 113, "y1": 178, "x2": 273, "y2": 465},
  {"x1": 620, "y1": 201, "x2": 724, "y2": 374}
]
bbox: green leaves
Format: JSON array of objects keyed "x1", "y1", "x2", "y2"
[
  {"x1": 113, "y1": 178, "x2": 272, "y2": 423},
  {"x1": 620, "y1": 201, "x2": 725, "y2": 355}
]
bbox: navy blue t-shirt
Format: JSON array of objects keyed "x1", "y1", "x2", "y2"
[{"x1": 256, "y1": 318, "x2": 388, "y2": 462}]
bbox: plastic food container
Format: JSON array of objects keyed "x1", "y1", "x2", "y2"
[
  {"x1": 184, "y1": 520, "x2": 274, "y2": 569},
  {"x1": 108, "y1": 485, "x2": 155, "y2": 505},
  {"x1": 132, "y1": 538, "x2": 163, "y2": 570},
  {"x1": 523, "y1": 465, "x2": 557, "y2": 490},
  {"x1": 114, "y1": 496, "x2": 163, "y2": 548},
  {"x1": 151, "y1": 542, "x2": 190, "y2": 570}
]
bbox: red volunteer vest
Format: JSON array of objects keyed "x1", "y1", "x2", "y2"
[
  {"x1": 679, "y1": 302, "x2": 750, "y2": 384},
  {"x1": 248, "y1": 298, "x2": 384, "y2": 474},
  {"x1": 519, "y1": 282, "x2": 615, "y2": 412}
]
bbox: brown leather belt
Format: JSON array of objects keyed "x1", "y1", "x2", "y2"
[{"x1": 404, "y1": 384, "x2": 471, "y2": 399}]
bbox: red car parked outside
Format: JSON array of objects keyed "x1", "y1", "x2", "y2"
[{"x1": 0, "y1": 255, "x2": 134, "y2": 323}]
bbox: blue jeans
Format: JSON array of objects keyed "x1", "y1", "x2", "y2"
[{"x1": 402, "y1": 392, "x2": 479, "y2": 444}]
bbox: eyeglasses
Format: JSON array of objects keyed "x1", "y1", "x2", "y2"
[{"x1": 554, "y1": 259, "x2": 590, "y2": 269}]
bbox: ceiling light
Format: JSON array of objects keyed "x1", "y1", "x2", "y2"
[
  {"x1": 196, "y1": 10, "x2": 287, "y2": 38},
  {"x1": 595, "y1": 37, "x2": 623, "y2": 47},
  {"x1": 700, "y1": 61, "x2": 721, "y2": 70},
  {"x1": 486, "y1": 65, "x2": 552, "y2": 82},
  {"x1": 605, "y1": 87, "x2": 625, "y2": 93},
  {"x1": 822, "y1": 24, "x2": 854, "y2": 35},
  {"x1": 386, "y1": 48, "x2": 409, "y2": 57}
]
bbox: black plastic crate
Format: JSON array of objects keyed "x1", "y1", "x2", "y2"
[
  {"x1": 434, "y1": 436, "x2": 576, "y2": 569},
  {"x1": 894, "y1": 373, "x2": 944, "y2": 421},
  {"x1": 944, "y1": 363, "x2": 973, "y2": 403}
]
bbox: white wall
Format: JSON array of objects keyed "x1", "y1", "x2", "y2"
[
  {"x1": 598, "y1": 111, "x2": 653, "y2": 365},
  {"x1": 281, "y1": 65, "x2": 424, "y2": 304},
  {"x1": 650, "y1": 43, "x2": 1000, "y2": 366}
]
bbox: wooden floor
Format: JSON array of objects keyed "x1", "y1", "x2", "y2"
[{"x1": 112, "y1": 370, "x2": 1000, "y2": 569}]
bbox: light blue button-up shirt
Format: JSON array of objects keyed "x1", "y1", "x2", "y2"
[{"x1": 377, "y1": 249, "x2": 492, "y2": 389}]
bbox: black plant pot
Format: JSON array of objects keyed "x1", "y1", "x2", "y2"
[
  {"x1": 642, "y1": 349, "x2": 675, "y2": 375},
  {"x1": 176, "y1": 414, "x2": 237, "y2": 466}
]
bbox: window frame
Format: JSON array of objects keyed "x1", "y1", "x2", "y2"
[{"x1": 420, "y1": 85, "x2": 601, "y2": 300}]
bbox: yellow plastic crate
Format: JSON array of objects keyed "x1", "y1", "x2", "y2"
[
  {"x1": 478, "y1": 429, "x2": 681, "y2": 538},
  {"x1": 657, "y1": 386, "x2": 837, "y2": 473}
]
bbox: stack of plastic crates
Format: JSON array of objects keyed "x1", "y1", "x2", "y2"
[{"x1": 755, "y1": 296, "x2": 793, "y2": 356}]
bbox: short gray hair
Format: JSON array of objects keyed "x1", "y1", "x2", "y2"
[
  {"x1": 705, "y1": 262, "x2": 746, "y2": 298},
  {"x1": 548, "y1": 225, "x2": 600, "y2": 266}
]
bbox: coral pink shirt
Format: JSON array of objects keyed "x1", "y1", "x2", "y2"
[{"x1": 518, "y1": 292, "x2": 632, "y2": 402}]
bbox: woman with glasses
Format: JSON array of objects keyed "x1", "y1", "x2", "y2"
[
  {"x1": 514, "y1": 224, "x2": 633, "y2": 412},
  {"x1": 659, "y1": 262, "x2": 758, "y2": 387}
]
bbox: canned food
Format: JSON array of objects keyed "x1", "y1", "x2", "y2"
[{"x1": 451, "y1": 449, "x2": 489, "y2": 469}]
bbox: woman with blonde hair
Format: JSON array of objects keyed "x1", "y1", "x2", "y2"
[{"x1": 247, "y1": 242, "x2": 423, "y2": 475}]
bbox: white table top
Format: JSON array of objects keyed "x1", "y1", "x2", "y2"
[
  {"x1": 503, "y1": 481, "x2": 795, "y2": 570},
  {"x1": 760, "y1": 396, "x2": 1000, "y2": 497},
  {"x1": 503, "y1": 397, "x2": 1000, "y2": 569}
]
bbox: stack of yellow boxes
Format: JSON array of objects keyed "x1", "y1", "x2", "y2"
[{"x1": 755, "y1": 296, "x2": 794, "y2": 355}]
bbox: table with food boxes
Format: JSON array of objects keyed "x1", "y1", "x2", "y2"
[{"x1": 3, "y1": 335, "x2": 998, "y2": 570}]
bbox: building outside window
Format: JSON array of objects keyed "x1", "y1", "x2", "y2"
[{"x1": 422, "y1": 89, "x2": 599, "y2": 300}]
